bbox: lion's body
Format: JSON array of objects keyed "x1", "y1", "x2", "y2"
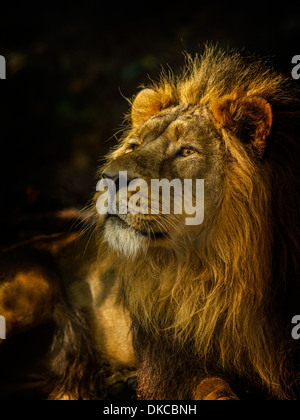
[
  {"x1": 0, "y1": 232, "x2": 136, "y2": 399},
  {"x1": 1, "y1": 47, "x2": 300, "y2": 399}
]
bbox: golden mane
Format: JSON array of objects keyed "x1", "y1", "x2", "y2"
[
  {"x1": 130, "y1": 47, "x2": 295, "y2": 122},
  {"x1": 101, "y1": 47, "x2": 300, "y2": 399}
]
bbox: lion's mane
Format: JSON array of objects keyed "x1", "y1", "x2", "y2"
[{"x1": 108, "y1": 47, "x2": 300, "y2": 399}]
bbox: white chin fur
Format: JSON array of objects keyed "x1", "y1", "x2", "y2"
[{"x1": 104, "y1": 218, "x2": 148, "y2": 258}]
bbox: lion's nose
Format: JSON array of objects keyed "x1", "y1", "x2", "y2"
[
  {"x1": 101, "y1": 172, "x2": 120, "y2": 192},
  {"x1": 101, "y1": 171, "x2": 133, "y2": 193},
  {"x1": 101, "y1": 172, "x2": 118, "y2": 183}
]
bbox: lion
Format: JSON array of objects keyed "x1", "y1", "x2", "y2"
[{"x1": 0, "y1": 46, "x2": 299, "y2": 400}]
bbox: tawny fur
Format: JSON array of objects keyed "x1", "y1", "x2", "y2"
[
  {"x1": 98, "y1": 47, "x2": 300, "y2": 399},
  {"x1": 1, "y1": 47, "x2": 299, "y2": 401}
]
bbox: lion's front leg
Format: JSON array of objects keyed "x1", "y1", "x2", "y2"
[{"x1": 193, "y1": 377, "x2": 239, "y2": 400}]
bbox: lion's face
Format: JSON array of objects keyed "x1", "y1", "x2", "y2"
[{"x1": 96, "y1": 103, "x2": 225, "y2": 257}]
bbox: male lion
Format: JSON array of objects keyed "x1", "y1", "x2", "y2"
[{"x1": 0, "y1": 47, "x2": 299, "y2": 400}]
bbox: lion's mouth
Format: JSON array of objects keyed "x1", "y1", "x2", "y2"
[{"x1": 106, "y1": 214, "x2": 168, "y2": 241}]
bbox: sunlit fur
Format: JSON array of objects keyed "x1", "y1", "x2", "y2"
[
  {"x1": 96, "y1": 47, "x2": 300, "y2": 399},
  {"x1": 103, "y1": 217, "x2": 148, "y2": 258}
]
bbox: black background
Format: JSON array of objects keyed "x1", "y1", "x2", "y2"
[{"x1": 0, "y1": 2, "x2": 299, "y2": 246}]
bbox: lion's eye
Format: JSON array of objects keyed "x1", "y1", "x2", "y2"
[
  {"x1": 179, "y1": 147, "x2": 196, "y2": 157},
  {"x1": 125, "y1": 143, "x2": 140, "y2": 153}
]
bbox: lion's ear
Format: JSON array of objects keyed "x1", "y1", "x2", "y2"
[
  {"x1": 131, "y1": 89, "x2": 163, "y2": 126},
  {"x1": 210, "y1": 94, "x2": 273, "y2": 157}
]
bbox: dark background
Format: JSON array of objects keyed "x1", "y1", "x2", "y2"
[{"x1": 0, "y1": 2, "x2": 299, "y2": 246}]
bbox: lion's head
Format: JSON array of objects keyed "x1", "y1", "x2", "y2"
[
  {"x1": 94, "y1": 47, "x2": 300, "y2": 399},
  {"x1": 96, "y1": 98, "x2": 224, "y2": 258}
]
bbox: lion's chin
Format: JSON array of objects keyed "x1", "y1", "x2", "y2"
[{"x1": 103, "y1": 215, "x2": 149, "y2": 258}]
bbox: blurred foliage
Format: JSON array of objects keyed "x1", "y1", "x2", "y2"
[{"x1": 0, "y1": 2, "x2": 299, "y2": 244}]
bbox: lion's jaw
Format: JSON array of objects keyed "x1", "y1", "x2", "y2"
[
  {"x1": 102, "y1": 208, "x2": 179, "y2": 258},
  {"x1": 104, "y1": 217, "x2": 146, "y2": 258},
  {"x1": 103, "y1": 214, "x2": 150, "y2": 258}
]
